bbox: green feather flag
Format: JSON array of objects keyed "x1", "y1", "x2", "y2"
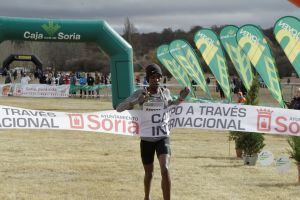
[
  {"x1": 274, "y1": 16, "x2": 300, "y2": 77},
  {"x1": 194, "y1": 29, "x2": 231, "y2": 101},
  {"x1": 169, "y1": 39, "x2": 211, "y2": 99},
  {"x1": 236, "y1": 25, "x2": 285, "y2": 107},
  {"x1": 220, "y1": 25, "x2": 253, "y2": 91},
  {"x1": 156, "y1": 44, "x2": 193, "y2": 92}
]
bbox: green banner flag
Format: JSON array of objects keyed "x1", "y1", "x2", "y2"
[
  {"x1": 69, "y1": 84, "x2": 110, "y2": 93},
  {"x1": 236, "y1": 25, "x2": 285, "y2": 107},
  {"x1": 220, "y1": 25, "x2": 253, "y2": 91},
  {"x1": 194, "y1": 29, "x2": 231, "y2": 101},
  {"x1": 156, "y1": 44, "x2": 194, "y2": 92},
  {"x1": 274, "y1": 16, "x2": 300, "y2": 77},
  {"x1": 168, "y1": 39, "x2": 211, "y2": 99}
]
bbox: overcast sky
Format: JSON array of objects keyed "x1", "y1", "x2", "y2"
[{"x1": 0, "y1": 0, "x2": 299, "y2": 33}]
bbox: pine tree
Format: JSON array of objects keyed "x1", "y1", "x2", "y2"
[
  {"x1": 245, "y1": 75, "x2": 260, "y2": 106},
  {"x1": 240, "y1": 75, "x2": 265, "y2": 156},
  {"x1": 230, "y1": 75, "x2": 265, "y2": 158}
]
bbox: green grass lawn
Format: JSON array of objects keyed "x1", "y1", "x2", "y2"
[{"x1": 0, "y1": 97, "x2": 298, "y2": 200}]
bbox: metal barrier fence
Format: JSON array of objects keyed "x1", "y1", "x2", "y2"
[
  {"x1": 2, "y1": 82, "x2": 300, "y2": 106},
  {"x1": 79, "y1": 83, "x2": 300, "y2": 106}
]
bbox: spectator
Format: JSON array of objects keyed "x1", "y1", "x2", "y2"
[
  {"x1": 5, "y1": 73, "x2": 12, "y2": 84},
  {"x1": 53, "y1": 70, "x2": 58, "y2": 79},
  {"x1": 70, "y1": 72, "x2": 77, "y2": 85},
  {"x1": 109, "y1": 74, "x2": 112, "y2": 84},
  {"x1": 20, "y1": 73, "x2": 31, "y2": 85},
  {"x1": 47, "y1": 73, "x2": 55, "y2": 85},
  {"x1": 64, "y1": 74, "x2": 70, "y2": 85},
  {"x1": 75, "y1": 71, "x2": 80, "y2": 79},
  {"x1": 87, "y1": 73, "x2": 95, "y2": 98},
  {"x1": 34, "y1": 70, "x2": 39, "y2": 79},
  {"x1": 39, "y1": 73, "x2": 47, "y2": 84},
  {"x1": 58, "y1": 74, "x2": 65, "y2": 85},
  {"x1": 70, "y1": 72, "x2": 77, "y2": 97},
  {"x1": 259, "y1": 77, "x2": 266, "y2": 88},
  {"x1": 289, "y1": 88, "x2": 300, "y2": 110},
  {"x1": 46, "y1": 75, "x2": 51, "y2": 85},
  {"x1": 100, "y1": 75, "x2": 105, "y2": 84},
  {"x1": 79, "y1": 73, "x2": 87, "y2": 98},
  {"x1": 206, "y1": 77, "x2": 211, "y2": 85},
  {"x1": 55, "y1": 74, "x2": 59, "y2": 85},
  {"x1": 287, "y1": 78, "x2": 291, "y2": 85},
  {"x1": 13, "y1": 70, "x2": 18, "y2": 81},
  {"x1": 94, "y1": 73, "x2": 101, "y2": 99},
  {"x1": 237, "y1": 91, "x2": 246, "y2": 103},
  {"x1": 216, "y1": 82, "x2": 225, "y2": 99},
  {"x1": 104, "y1": 75, "x2": 108, "y2": 85},
  {"x1": 191, "y1": 79, "x2": 197, "y2": 91}
]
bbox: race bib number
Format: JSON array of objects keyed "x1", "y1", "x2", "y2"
[{"x1": 143, "y1": 102, "x2": 164, "y2": 112}]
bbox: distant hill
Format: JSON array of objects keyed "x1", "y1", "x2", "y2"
[{"x1": 0, "y1": 25, "x2": 295, "y2": 78}]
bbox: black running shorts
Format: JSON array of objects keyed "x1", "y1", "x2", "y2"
[{"x1": 140, "y1": 137, "x2": 171, "y2": 165}]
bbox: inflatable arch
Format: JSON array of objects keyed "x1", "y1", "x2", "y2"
[
  {"x1": 3, "y1": 54, "x2": 43, "y2": 78},
  {"x1": 0, "y1": 16, "x2": 133, "y2": 108}
]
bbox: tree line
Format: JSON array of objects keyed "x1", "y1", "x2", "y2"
[{"x1": 0, "y1": 19, "x2": 295, "y2": 78}]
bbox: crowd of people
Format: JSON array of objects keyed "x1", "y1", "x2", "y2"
[
  {"x1": 189, "y1": 76, "x2": 248, "y2": 101},
  {"x1": 3, "y1": 69, "x2": 112, "y2": 98},
  {"x1": 2, "y1": 68, "x2": 298, "y2": 104}
]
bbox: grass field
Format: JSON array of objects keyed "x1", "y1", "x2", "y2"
[{"x1": 0, "y1": 97, "x2": 299, "y2": 200}]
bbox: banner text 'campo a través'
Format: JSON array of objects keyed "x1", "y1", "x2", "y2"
[{"x1": 0, "y1": 103, "x2": 299, "y2": 137}]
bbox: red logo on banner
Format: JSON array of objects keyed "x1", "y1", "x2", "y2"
[
  {"x1": 257, "y1": 109, "x2": 273, "y2": 131},
  {"x1": 68, "y1": 114, "x2": 84, "y2": 129},
  {"x1": 16, "y1": 88, "x2": 22, "y2": 95}
]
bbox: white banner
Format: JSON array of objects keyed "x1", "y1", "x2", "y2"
[
  {"x1": 0, "y1": 84, "x2": 12, "y2": 96},
  {"x1": 12, "y1": 84, "x2": 70, "y2": 98},
  {"x1": 165, "y1": 103, "x2": 300, "y2": 137},
  {"x1": 0, "y1": 105, "x2": 140, "y2": 136},
  {"x1": 0, "y1": 103, "x2": 299, "y2": 137}
]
